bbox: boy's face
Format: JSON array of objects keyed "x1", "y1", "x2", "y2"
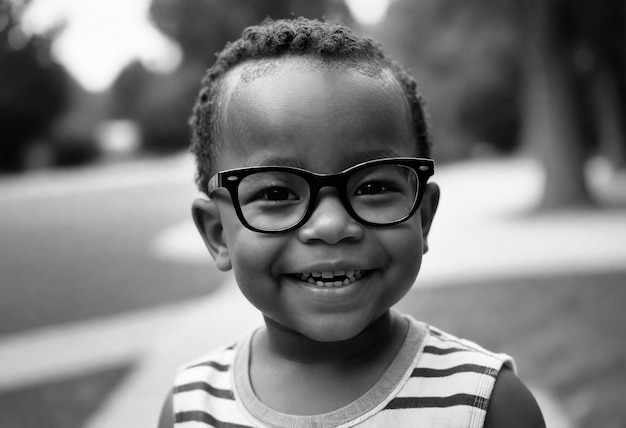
[{"x1": 193, "y1": 60, "x2": 438, "y2": 342}]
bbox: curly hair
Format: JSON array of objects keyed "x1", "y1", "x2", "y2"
[{"x1": 190, "y1": 17, "x2": 432, "y2": 195}]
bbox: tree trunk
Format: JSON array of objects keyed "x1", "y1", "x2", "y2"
[
  {"x1": 520, "y1": 0, "x2": 594, "y2": 210},
  {"x1": 591, "y1": 62, "x2": 626, "y2": 170}
]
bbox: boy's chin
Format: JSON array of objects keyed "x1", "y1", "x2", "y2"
[{"x1": 265, "y1": 309, "x2": 396, "y2": 345}]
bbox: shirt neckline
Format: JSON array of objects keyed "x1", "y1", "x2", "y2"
[{"x1": 233, "y1": 314, "x2": 427, "y2": 427}]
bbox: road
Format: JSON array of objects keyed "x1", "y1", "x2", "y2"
[{"x1": 0, "y1": 154, "x2": 228, "y2": 336}]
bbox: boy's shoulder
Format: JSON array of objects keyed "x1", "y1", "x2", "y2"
[
  {"x1": 419, "y1": 322, "x2": 516, "y2": 372},
  {"x1": 178, "y1": 340, "x2": 239, "y2": 374},
  {"x1": 174, "y1": 332, "x2": 248, "y2": 397},
  {"x1": 171, "y1": 336, "x2": 249, "y2": 427},
  {"x1": 175, "y1": 338, "x2": 241, "y2": 389},
  {"x1": 416, "y1": 321, "x2": 545, "y2": 428}
]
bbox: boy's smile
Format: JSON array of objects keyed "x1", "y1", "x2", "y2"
[{"x1": 194, "y1": 59, "x2": 438, "y2": 343}]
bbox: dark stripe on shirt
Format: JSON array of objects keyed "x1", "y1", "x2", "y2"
[
  {"x1": 187, "y1": 360, "x2": 230, "y2": 371},
  {"x1": 412, "y1": 364, "x2": 498, "y2": 379},
  {"x1": 428, "y1": 328, "x2": 444, "y2": 337},
  {"x1": 175, "y1": 411, "x2": 252, "y2": 428},
  {"x1": 423, "y1": 345, "x2": 467, "y2": 355},
  {"x1": 428, "y1": 331, "x2": 497, "y2": 360},
  {"x1": 174, "y1": 382, "x2": 234, "y2": 400},
  {"x1": 385, "y1": 393, "x2": 490, "y2": 411}
]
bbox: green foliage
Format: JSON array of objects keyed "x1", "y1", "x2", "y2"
[{"x1": 0, "y1": 0, "x2": 69, "y2": 171}]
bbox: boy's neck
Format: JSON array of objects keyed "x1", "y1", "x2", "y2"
[{"x1": 259, "y1": 310, "x2": 405, "y2": 365}]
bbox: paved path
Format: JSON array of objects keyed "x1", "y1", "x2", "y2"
[{"x1": 3, "y1": 156, "x2": 625, "y2": 427}]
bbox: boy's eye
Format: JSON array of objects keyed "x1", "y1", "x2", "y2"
[
  {"x1": 254, "y1": 186, "x2": 300, "y2": 202},
  {"x1": 238, "y1": 171, "x2": 308, "y2": 205},
  {"x1": 355, "y1": 181, "x2": 395, "y2": 195}
]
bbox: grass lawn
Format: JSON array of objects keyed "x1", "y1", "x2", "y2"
[
  {"x1": 1, "y1": 269, "x2": 624, "y2": 428},
  {"x1": 397, "y1": 269, "x2": 626, "y2": 428}
]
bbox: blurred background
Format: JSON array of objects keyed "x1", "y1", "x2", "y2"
[{"x1": 0, "y1": 0, "x2": 624, "y2": 427}]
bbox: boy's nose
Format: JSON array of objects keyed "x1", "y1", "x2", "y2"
[{"x1": 297, "y1": 189, "x2": 364, "y2": 244}]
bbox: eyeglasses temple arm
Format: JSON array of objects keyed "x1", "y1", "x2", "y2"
[{"x1": 207, "y1": 174, "x2": 220, "y2": 195}]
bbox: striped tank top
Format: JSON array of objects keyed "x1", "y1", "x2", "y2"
[{"x1": 173, "y1": 316, "x2": 514, "y2": 427}]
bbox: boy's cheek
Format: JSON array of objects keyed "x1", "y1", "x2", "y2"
[
  {"x1": 227, "y1": 232, "x2": 281, "y2": 273},
  {"x1": 385, "y1": 223, "x2": 425, "y2": 276}
]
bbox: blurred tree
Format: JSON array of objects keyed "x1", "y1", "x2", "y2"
[
  {"x1": 519, "y1": 0, "x2": 625, "y2": 209},
  {"x1": 110, "y1": 60, "x2": 149, "y2": 121},
  {"x1": 110, "y1": 0, "x2": 350, "y2": 153},
  {"x1": 51, "y1": 79, "x2": 107, "y2": 166},
  {"x1": 370, "y1": 0, "x2": 522, "y2": 160},
  {"x1": 0, "y1": 0, "x2": 69, "y2": 172},
  {"x1": 149, "y1": 0, "x2": 347, "y2": 68},
  {"x1": 375, "y1": 0, "x2": 625, "y2": 210}
]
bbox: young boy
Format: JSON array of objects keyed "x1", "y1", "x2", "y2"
[{"x1": 160, "y1": 18, "x2": 545, "y2": 427}]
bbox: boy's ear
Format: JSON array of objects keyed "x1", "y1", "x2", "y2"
[
  {"x1": 191, "y1": 199, "x2": 232, "y2": 271},
  {"x1": 420, "y1": 182, "x2": 440, "y2": 254}
]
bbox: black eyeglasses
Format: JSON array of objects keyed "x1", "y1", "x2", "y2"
[{"x1": 208, "y1": 157, "x2": 434, "y2": 234}]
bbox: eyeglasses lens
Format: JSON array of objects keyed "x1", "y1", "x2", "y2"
[
  {"x1": 238, "y1": 171, "x2": 310, "y2": 231},
  {"x1": 347, "y1": 164, "x2": 419, "y2": 224}
]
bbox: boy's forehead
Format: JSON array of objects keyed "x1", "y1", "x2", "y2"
[
  {"x1": 212, "y1": 57, "x2": 416, "y2": 170},
  {"x1": 218, "y1": 57, "x2": 410, "y2": 126}
]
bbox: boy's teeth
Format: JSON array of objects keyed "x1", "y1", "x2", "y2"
[{"x1": 297, "y1": 270, "x2": 365, "y2": 287}]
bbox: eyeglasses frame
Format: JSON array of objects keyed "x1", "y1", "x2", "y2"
[{"x1": 207, "y1": 157, "x2": 435, "y2": 234}]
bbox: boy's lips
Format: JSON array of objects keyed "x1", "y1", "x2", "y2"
[{"x1": 290, "y1": 270, "x2": 368, "y2": 287}]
